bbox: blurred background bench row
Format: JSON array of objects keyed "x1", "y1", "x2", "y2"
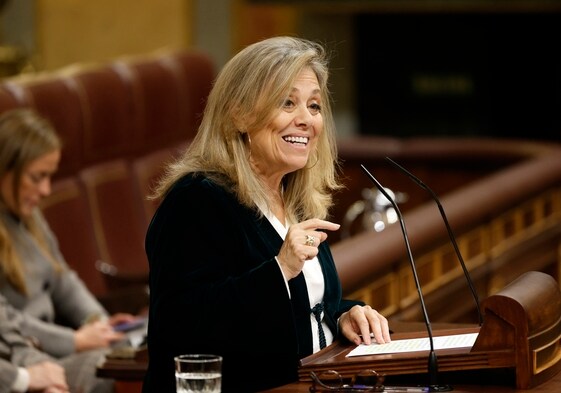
[
  {"x1": 0, "y1": 49, "x2": 214, "y2": 313},
  {"x1": 1, "y1": 47, "x2": 560, "y2": 325}
]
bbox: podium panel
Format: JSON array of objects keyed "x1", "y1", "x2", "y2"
[{"x1": 298, "y1": 271, "x2": 561, "y2": 389}]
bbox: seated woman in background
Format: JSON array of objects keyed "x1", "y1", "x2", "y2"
[{"x1": 0, "y1": 108, "x2": 135, "y2": 391}]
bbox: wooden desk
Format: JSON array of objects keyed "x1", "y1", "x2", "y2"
[
  {"x1": 98, "y1": 341, "x2": 561, "y2": 393},
  {"x1": 97, "y1": 349, "x2": 147, "y2": 393},
  {"x1": 297, "y1": 272, "x2": 561, "y2": 390},
  {"x1": 97, "y1": 329, "x2": 561, "y2": 393},
  {"x1": 98, "y1": 359, "x2": 561, "y2": 393}
]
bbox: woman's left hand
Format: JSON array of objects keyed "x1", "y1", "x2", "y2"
[
  {"x1": 74, "y1": 320, "x2": 125, "y2": 351},
  {"x1": 338, "y1": 305, "x2": 391, "y2": 346}
]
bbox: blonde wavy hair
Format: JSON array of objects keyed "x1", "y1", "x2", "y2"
[
  {"x1": 153, "y1": 36, "x2": 342, "y2": 223},
  {"x1": 0, "y1": 109, "x2": 62, "y2": 295}
]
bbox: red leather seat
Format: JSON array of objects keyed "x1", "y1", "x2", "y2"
[
  {"x1": 0, "y1": 85, "x2": 22, "y2": 113},
  {"x1": 79, "y1": 159, "x2": 148, "y2": 279},
  {"x1": 118, "y1": 56, "x2": 189, "y2": 154},
  {"x1": 131, "y1": 144, "x2": 186, "y2": 222},
  {"x1": 168, "y1": 51, "x2": 214, "y2": 140},
  {"x1": 41, "y1": 176, "x2": 107, "y2": 297},
  {"x1": 17, "y1": 77, "x2": 85, "y2": 178},
  {"x1": 67, "y1": 66, "x2": 137, "y2": 165}
]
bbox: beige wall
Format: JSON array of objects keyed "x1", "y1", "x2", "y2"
[
  {"x1": 35, "y1": 0, "x2": 193, "y2": 70},
  {"x1": 4, "y1": 0, "x2": 297, "y2": 72},
  {"x1": 1, "y1": 0, "x2": 358, "y2": 135}
]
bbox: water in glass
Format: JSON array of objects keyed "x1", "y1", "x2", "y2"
[{"x1": 176, "y1": 371, "x2": 221, "y2": 393}]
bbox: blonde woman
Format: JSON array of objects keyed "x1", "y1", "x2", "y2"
[{"x1": 143, "y1": 36, "x2": 391, "y2": 392}]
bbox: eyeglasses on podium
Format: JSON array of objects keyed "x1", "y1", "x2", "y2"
[{"x1": 309, "y1": 369, "x2": 385, "y2": 392}]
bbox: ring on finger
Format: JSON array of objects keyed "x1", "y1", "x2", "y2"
[{"x1": 305, "y1": 234, "x2": 315, "y2": 246}]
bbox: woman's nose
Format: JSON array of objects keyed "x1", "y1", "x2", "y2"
[
  {"x1": 38, "y1": 178, "x2": 52, "y2": 196},
  {"x1": 295, "y1": 105, "x2": 313, "y2": 128}
]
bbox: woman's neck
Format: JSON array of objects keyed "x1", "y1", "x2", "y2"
[{"x1": 269, "y1": 188, "x2": 285, "y2": 225}]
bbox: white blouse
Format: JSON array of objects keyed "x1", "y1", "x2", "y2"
[{"x1": 261, "y1": 209, "x2": 334, "y2": 353}]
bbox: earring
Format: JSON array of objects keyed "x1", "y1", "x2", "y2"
[{"x1": 240, "y1": 131, "x2": 251, "y2": 159}]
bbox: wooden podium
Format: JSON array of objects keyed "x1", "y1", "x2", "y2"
[{"x1": 298, "y1": 271, "x2": 561, "y2": 389}]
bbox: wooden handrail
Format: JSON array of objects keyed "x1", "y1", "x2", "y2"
[{"x1": 331, "y1": 146, "x2": 561, "y2": 322}]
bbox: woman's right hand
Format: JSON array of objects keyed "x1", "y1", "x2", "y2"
[
  {"x1": 27, "y1": 361, "x2": 69, "y2": 392},
  {"x1": 276, "y1": 218, "x2": 340, "y2": 280},
  {"x1": 74, "y1": 320, "x2": 125, "y2": 352}
]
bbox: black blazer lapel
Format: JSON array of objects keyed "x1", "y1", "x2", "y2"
[{"x1": 251, "y1": 215, "x2": 314, "y2": 357}]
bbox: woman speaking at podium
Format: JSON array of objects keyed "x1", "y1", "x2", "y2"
[{"x1": 143, "y1": 36, "x2": 391, "y2": 392}]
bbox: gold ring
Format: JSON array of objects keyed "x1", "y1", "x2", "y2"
[{"x1": 305, "y1": 234, "x2": 315, "y2": 246}]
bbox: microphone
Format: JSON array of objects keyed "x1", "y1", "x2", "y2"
[
  {"x1": 385, "y1": 157, "x2": 483, "y2": 326},
  {"x1": 360, "y1": 164, "x2": 452, "y2": 392}
]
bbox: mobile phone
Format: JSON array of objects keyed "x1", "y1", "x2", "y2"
[{"x1": 113, "y1": 318, "x2": 147, "y2": 332}]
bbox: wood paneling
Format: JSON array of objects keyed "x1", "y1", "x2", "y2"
[{"x1": 35, "y1": 0, "x2": 193, "y2": 70}]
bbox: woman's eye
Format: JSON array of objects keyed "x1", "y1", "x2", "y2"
[
  {"x1": 283, "y1": 99, "x2": 295, "y2": 110},
  {"x1": 309, "y1": 103, "x2": 322, "y2": 115},
  {"x1": 28, "y1": 173, "x2": 43, "y2": 184}
]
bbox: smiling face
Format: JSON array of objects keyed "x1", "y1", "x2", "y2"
[
  {"x1": 248, "y1": 67, "x2": 323, "y2": 188},
  {"x1": 1, "y1": 149, "x2": 60, "y2": 219}
]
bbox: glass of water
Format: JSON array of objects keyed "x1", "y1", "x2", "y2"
[{"x1": 174, "y1": 354, "x2": 222, "y2": 393}]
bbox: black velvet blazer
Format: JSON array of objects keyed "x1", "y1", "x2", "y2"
[{"x1": 142, "y1": 173, "x2": 361, "y2": 393}]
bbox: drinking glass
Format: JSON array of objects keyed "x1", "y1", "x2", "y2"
[{"x1": 174, "y1": 354, "x2": 222, "y2": 393}]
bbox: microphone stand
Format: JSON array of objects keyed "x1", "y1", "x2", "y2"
[
  {"x1": 385, "y1": 157, "x2": 483, "y2": 326},
  {"x1": 360, "y1": 164, "x2": 452, "y2": 392}
]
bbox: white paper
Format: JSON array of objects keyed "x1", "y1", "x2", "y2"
[{"x1": 346, "y1": 333, "x2": 479, "y2": 357}]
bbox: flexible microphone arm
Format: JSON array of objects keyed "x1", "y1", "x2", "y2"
[
  {"x1": 360, "y1": 164, "x2": 452, "y2": 392},
  {"x1": 385, "y1": 157, "x2": 483, "y2": 327}
]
